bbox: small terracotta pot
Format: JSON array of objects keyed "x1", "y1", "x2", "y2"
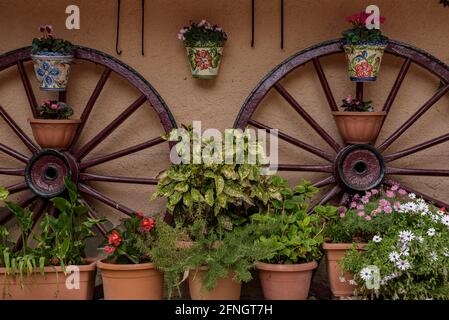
[
  {"x1": 29, "y1": 118, "x2": 81, "y2": 150},
  {"x1": 323, "y1": 243, "x2": 366, "y2": 298},
  {"x1": 332, "y1": 111, "x2": 386, "y2": 144},
  {"x1": 0, "y1": 260, "x2": 96, "y2": 300},
  {"x1": 256, "y1": 261, "x2": 318, "y2": 300},
  {"x1": 97, "y1": 260, "x2": 164, "y2": 300},
  {"x1": 188, "y1": 267, "x2": 241, "y2": 300}
]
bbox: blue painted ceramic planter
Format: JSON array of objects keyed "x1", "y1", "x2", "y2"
[{"x1": 31, "y1": 52, "x2": 73, "y2": 91}]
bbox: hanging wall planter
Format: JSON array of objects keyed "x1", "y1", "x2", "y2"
[
  {"x1": 31, "y1": 25, "x2": 74, "y2": 91},
  {"x1": 178, "y1": 20, "x2": 227, "y2": 79},
  {"x1": 342, "y1": 12, "x2": 388, "y2": 82}
]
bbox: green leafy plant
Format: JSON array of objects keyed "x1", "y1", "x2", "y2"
[
  {"x1": 252, "y1": 179, "x2": 337, "y2": 264},
  {"x1": 36, "y1": 99, "x2": 74, "y2": 120},
  {"x1": 101, "y1": 212, "x2": 156, "y2": 264},
  {"x1": 178, "y1": 20, "x2": 227, "y2": 47},
  {"x1": 342, "y1": 192, "x2": 449, "y2": 300},
  {"x1": 152, "y1": 125, "x2": 283, "y2": 238},
  {"x1": 343, "y1": 12, "x2": 387, "y2": 45},
  {"x1": 31, "y1": 25, "x2": 74, "y2": 55},
  {"x1": 340, "y1": 95, "x2": 373, "y2": 112}
]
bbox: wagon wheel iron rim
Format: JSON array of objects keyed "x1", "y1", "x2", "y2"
[
  {"x1": 234, "y1": 38, "x2": 449, "y2": 210},
  {"x1": 0, "y1": 46, "x2": 177, "y2": 244}
]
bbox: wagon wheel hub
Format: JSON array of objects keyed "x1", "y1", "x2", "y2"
[
  {"x1": 335, "y1": 144, "x2": 385, "y2": 192},
  {"x1": 25, "y1": 149, "x2": 79, "y2": 198}
]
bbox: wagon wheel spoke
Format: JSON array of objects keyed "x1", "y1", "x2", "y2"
[
  {"x1": 73, "y1": 94, "x2": 147, "y2": 160},
  {"x1": 0, "y1": 168, "x2": 24, "y2": 176},
  {"x1": 0, "y1": 193, "x2": 37, "y2": 225},
  {"x1": 17, "y1": 61, "x2": 38, "y2": 118},
  {"x1": 78, "y1": 183, "x2": 134, "y2": 216},
  {"x1": 383, "y1": 178, "x2": 449, "y2": 209},
  {"x1": 248, "y1": 119, "x2": 334, "y2": 162},
  {"x1": 339, "y1": 192, "x2": 350, "y2": 206},
  {"x1": 78, "y1": 198, "x2": 107, "y2": 236},
  {"x1": 6, "y1": 181, "x2": 28, "y2": 194},
  {"x1": 0, "y1": 104, "x2": 39, "y2": 153},
  {"x1": 80, "y1": 136, "x2": 164, "y2": 169},
  {"x1": 69, "y1": 67, "x2": 112, "y2": 151},
  {"x1": 312, "y1": 175, "x2": 336, "y2": 188},
  {"x1": 0, "y1": 143, "x2": 29, "y2": 163},
  {"x1": 384, "y1": 131, "x2": 449, "y2": 162},
  {"x1": 80, "y1": 173, "x2": 158, "y2": 185},
  {"x1": 274, "y1": 83, "x2": 342, "y2": 152},
  {"x1": 308, "y1": 184, "x2": 342, "y2": 213},
  {"x1": 277, "y1": 164, "x2": 334, "y2": 173},
  {"x1": 377, "y1": 83, "x2": 449, "y2": 152},
  {"x1": 15, "y1": 199, "x2": 46, "y2": 251},
  {"x1": 312, "y1": 57, "x2": 338, "y2": 112},
  {"x1": 382, "y1": 58, "x2": 412, "y2": 113},
  {"x1": 386, "y1": 167, "x2": 449, "y2": 177}
]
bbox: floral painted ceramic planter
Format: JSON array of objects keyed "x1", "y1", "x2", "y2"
[
  {"x1": 344, "y1": 43, "x2": 387, "y2": 82},
  {"x1": 31, "y1": 52, "x2": 73, "y2": 91},
  {"x1": 185, "y1": 45, "x2": 224, "y2": 79}
]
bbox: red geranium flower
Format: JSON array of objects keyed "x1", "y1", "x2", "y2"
[
  {"x1": 104, "y1": 246, "x2": 116, "y2": 254},
  {"x1": 140, "y1": 217, "x2": 155, "y2": 232},
  {"x1": 194, "y1": 50, "x2": 212, "y2": 70},
  {"x1": 108, "y1": 230, "x2": 122, "y2": 247},
  {"x1": 346, "y1": 12, "x2": 386, "y2": 25},
  {"x1": 355, "y1": 61, "x2": 373, "y2": 77},
  {"x1": 136, "y1": 211, "x2": 145, "y2": 218}
]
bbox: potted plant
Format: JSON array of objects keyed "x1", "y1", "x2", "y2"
[
  {"x1": 342, "y1": 189, "x2": 449, "y2": 300},
  {"x1": 31, "y1": 25, "x2": 74, "y2": 91},
  {"x1": 332, "y1": 95, "x2": 386, "y2": 144},
  {"x1": 342, "y1": 12, "x2": 387, "y2": 81},
  {"x1": 178, "y1": 20, "x2": 227, "y2": 79},
  {"x1": 0, "y1": 178, "x2": 104, "y2": 300},
  {"x1": 29, "y1": 99, "x2": 81, "y2": 150},
  {"x1": 252, "y1": 179, "x2": 337, "y2": 300},
  {"x1": 323, "y1": 186, "x2": 402, "y2": 298},
  {"x1": 97, "y1": 213, "x2": 164, "y2": 300}
]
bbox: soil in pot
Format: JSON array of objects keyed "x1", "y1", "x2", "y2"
[
  {"x1": 188, "y1": 267, "x2": 241, "y2": 300},
  {"x1": 256, "y1": 261, "x2": 318, "y2": 300},
  {"x1": 29, "y1": 118, "x2": 81, "y2": 150},
  {"x1": 332, "y1": 111, "x2": 386, "y2": 144},
  {"x1": 323, "y1": 243, "x2": 366, "y2": 298},
  {"x1": 97, "y1": 260, "x2": 164, "y2": 300},
  {"x1": 0, "y1": 260, "x2": 96, "y2": 300}
]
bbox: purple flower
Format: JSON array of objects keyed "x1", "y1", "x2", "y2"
[
  {"x1": 357, "y1": 204, "x2": 364, "y2": 210},
  {"x1": 45, "y1": 25, "x2": 53, "y2": 34},
  {"x1": 384, "y1": 206, "x2": 393, "y2": 214},
  {"x1": 370, "y1": 189, "x2": 379, "y2": 195},
  {"x1": 338, "y1": 207, "x2": 346, "y2": 214},
  {"x1": 379, "y1": 199, "x2": 390, "y2": 207},
  {"x1": 361, "y1": 196, "x2": 369, "y2": 204},
  {"x1": 386, "y1": 190, "x2": 395, "y2": 198},
  {"x1": 358, "y1": 211, "x2": 365, "y2": 217},
  {"x1": 394, "y1": 201, "x2": 401, "y2": 210},
  {"x1": 350, "y1": 201, "x2": 357, "y2": 208},
  {"x1": 391, "y1": 185, "x2": 399, "y2": 191},
  {"x1": 39, "y1": 25, "x2": 46, "y2": 33},
  {"x1": 398, "y1": 189, "x2": 407, "y2": 196}
]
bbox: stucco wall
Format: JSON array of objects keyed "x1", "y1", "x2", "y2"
[{"x1": 0, "y1": 0, "x2": 448, "y2": 224}]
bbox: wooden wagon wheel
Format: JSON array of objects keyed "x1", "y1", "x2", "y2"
[
  {"x1": 234, "y1": 39, "x2": 449, "y2": 209},
  {"x1": 0, "y1": 46, "x2": 177, "y2": 246}
]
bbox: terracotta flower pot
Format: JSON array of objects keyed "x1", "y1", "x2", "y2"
[
  {"x1": 256, "y1": 261, "x2": 318, "y2": 300},
  {"x1": 31, "y1": 53, "x2": 73, "y2": 91},
  {"x1": 332, "y1": 111, "x2": 386, "y2": 144},
  {"x1": 188, "y1": 267, "x2": 241, "y2": 300},
  {"x1": 0, "y1": 260, "x2": 96, "y2": 300},
  {"x1": 97, "y1": 260, "x2": 164, "y2": 300},
  {"x1": 185, "y1": 44, "x2": 224, "y2": 79},
  {"x1": 344, "y1": 43, "x2": 387, "y2": 82},
  {"x1": 323, "y1": 243, "x2": 366, "y2": 298},
  {"x1": 29, "y1": 118, "x2": 81, "y2": 150}
]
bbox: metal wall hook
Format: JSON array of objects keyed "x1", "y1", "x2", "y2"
[
  {"x1": 280, "y1": 0, "x2": 284, "y2": 49},
  {"x1": 141, "y1": 0, "x2": 145, "y2": 56},
  {"x1": 251, "y1": 0, "x2": 255, "y2": 47},
  {"x1": 116, "y1": 0, "x2": 122, "y2": 55}
]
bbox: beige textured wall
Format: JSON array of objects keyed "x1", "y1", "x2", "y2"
[{"x1": 0, "y1": 0, "x2": 449, "y2": 224}]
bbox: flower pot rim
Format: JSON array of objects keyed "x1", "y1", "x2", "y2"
[
  {"x1": 332, "y1": 111, "x2": 387, "y2": 116},
  {"x1": 97, "y1": 260, "x2": 156, "y2": 271},
  {"x1": 0, "y1": 259, "x2": 96, "y2": 274},
  {"x1": 323, "y1": 242, "x2": 367, "y2": 250},
  {"x1": 343, "y1": 43, "x2": 388, "y2": 48},
  {"x1": 31, "y1": 52, "x2": 74, "y2": 58},
  {"x1": 28, "y1": 118, "x2": 81, "y2": 124},
  {"x1": 255, "y1": 260, "x2": 318, "y2": 272}
]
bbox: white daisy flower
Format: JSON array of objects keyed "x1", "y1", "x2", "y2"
[
  {"x1": 400, "y1": 248, "x2": 410, "y2": 257},
  {"x1": 399, "y1": 230, "x2": 415, "y2": 243},
  {"x1": 339, "y1": 276, "x2": 346, "y2": 283},
  {"x1": 427, "y1": 228, "x2": 436, "y2": 236},
  {"x1": 431, "y1": 252, "x2": 438, "y2": 261},
  {"x1": 416, "y1": 236, "x2": 424, "y2": 243},
  {"x1": 442, "y1": 216, "x2": 449, "y2": 226},
  {"x1": 359, "y1": 268, "x2": 373, "y2": 281},
  {"x1": 408, "y1": 193, "x2": 416, "y2": 199},
  {"x1": 444, "y1": 249, "x2": 449, "y2": 257},
  {"x1": 396, "y1": 260, "x2": 411, "y2": 271},
  {"x1": 389, "y1": 251, "x2": 400, "y2": 262},
  {"x1": 372, "y1": 235, "x2": 382, "y2": 243}
]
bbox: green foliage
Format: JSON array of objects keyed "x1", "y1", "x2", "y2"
[
  {"x1": 31, "y1": 25, "x2": 73, "y2": 55},
  {"x1": 179, "y1": 20, "x2": 227, "y2": 47},
  {"x1": 252, "y1": 179, "x2": 337, "y2": 264},
  {"x1": 152, "y1": 125, "x2": 283, "y2": 237},
  {"x1": 152, "y1": 219, "x2": 274, "y2": 298},
  {"x1": 343, "y1": 12, "x2": 387, "y2": 45},
  {"x1": 340, "y1": 95, "x2": 373, "y2": 112},
  {"x1": 36, "y1": 100, "x2": 74, "y2": 120},
  {"x1": 101, "y1": 212, "x2": 156, "y2": 264},
  {"x1": 342, "y1": 195, "x2": 449, "y2": 300}
]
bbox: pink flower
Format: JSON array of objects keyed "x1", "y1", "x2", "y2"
[
  {"x1": 371, "y1": 189, "x2": 379, "y2": 195},
  {"x1": 353, "y1": 194, "x2": 360, "y2": 200},
  {"x1": 345, "y1": 95, "x2": 353, "y2": 103},
  {"x1": 394, "y1": 202, "x2": 401, "y2": 210},
  {"x1": 50, "y1": 103, "x2": 59, "y2": 110},
  {"x1": 379, "y1": 199, "x2": 390, "y2": 207},
  {"x1": 370, "y1": 209, "x2": 379, "y2": 216},
  {"x1": 357, "y1": 204, "x2": 364, "y2": 210},
  {"x1": 391, "y1": 185, "x2": 399, "y2": 191},
  {"x1": 398, "y1": 189, "x2": 407, "y2": 196},
  {"x1": 358, "y1": 211, "x2": 365, "y2": 217},
  {"x1": 340, "y1": 213, "x2": 346, "y2": 218},
  {"x1": 365, "y1": 191, "x2": 372, "y2": 197},
  {"x1": 386, "y1": 190, "x2": 395, "y2": 198},
  {"x1": 361, "y1": 196, "x2": 369, "y2": 204},
  {"x1": 384, "y1": 206, "x2": 393, "y2": 214},
  {"x1": 365, "y1": 216, "x2": 372, "y2": 221},
  {"x1": 104, "y1": 246, "x2": 115, "y2": 254},
  {"x1": 350, "y1": 201, "x2": 357, "y2": 208}
]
